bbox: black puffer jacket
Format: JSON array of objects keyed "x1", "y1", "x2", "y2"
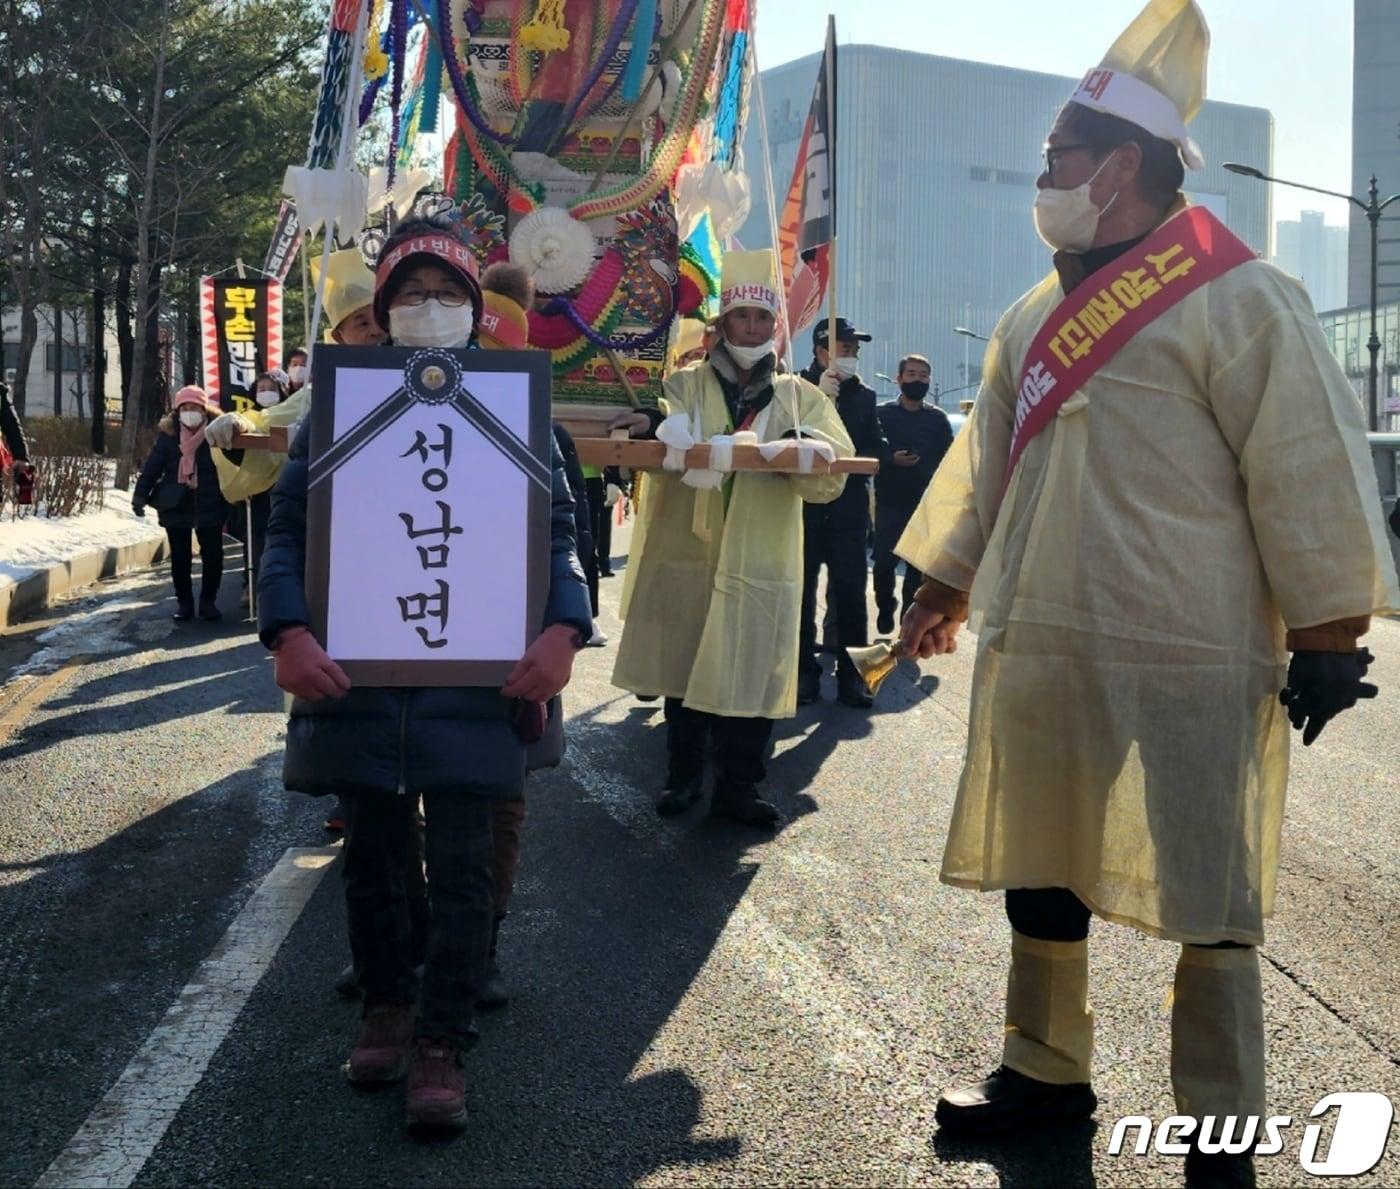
[
  {"x1": 257, "y1": 418, "x2": 593, "y2": 799},
  {"x1": 133, "y1": 419, "x2": 231, "y2": 530}
]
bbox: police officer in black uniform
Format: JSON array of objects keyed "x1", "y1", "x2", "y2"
[
  {"x1": 874, "y1": 353, "x2": 954, "y2": 635},
  {"x1": 798, "y1": 318, "x2": 888, "y2": 708}
]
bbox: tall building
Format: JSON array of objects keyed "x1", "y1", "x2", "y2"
[
  {"x1": 1274, "y1": 211, "x2": 1349, "y2": 313},
  {"x1": 1349, "y1": 0, "x2": 1400, "y2": 307},
  {"x1": 740, "y1": 46, "x2": 1273, "y2": 400}
]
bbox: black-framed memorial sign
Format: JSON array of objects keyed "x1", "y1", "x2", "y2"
[{"x1": 305, "y1": 345, "x2": 554, "y2": 687}]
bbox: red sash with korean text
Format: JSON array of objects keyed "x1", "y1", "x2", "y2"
[{"x1": 1003, "y1": 206, "x2": 1256, "y2": 497}]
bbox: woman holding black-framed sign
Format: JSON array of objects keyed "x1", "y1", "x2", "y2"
[{"x1": 257, "y1": 218, "x2": 592, "y2": 1134}]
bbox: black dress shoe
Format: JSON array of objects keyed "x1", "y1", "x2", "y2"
[
  {"x1": 1185, "y1": 1149, "x2": 1256, "y2": 1189},
  {"x1": 476, "y1": 956, "x2": 509, "y2": 1010},
  {"x1": 172, "y1": 600, "x2": 195, "y2": 622},
  {"x1": 876, "y1": 610, "x2": 895, "y2": 636},
  {"x1": 656, "y1": 772, "x2": 704, "y2": 815},
  {"x1": 334, "y1": 962, "x2": 360, "y2": 999},
  {"x1": 710, "y1": 783, "x2": 781, "y2": 828},
  {"x1": 797, "y1": 671, "x2": 822, "y2": 705},
  {"x1": 837, "y1": 676, "x2": 874, "y2": 708},
  {"x1": 935, "y1": 1065, "x2": 1097, "y2": 1135}
]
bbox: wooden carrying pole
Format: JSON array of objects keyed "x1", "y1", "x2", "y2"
[{"x1": 574, "y1": 436, "x2": 877, "y2": 475}]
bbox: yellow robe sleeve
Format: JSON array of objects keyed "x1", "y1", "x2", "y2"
[
  {"x1": 895, "y1": 304, "x2": 1022, "y2": 590},
  {"x1": 1205, "y1": 264, "x2": 1400, "y2": 629},
  {"x1": 781, "y1": 376, "x2": 854, "y2": 505},
  {"x1": 209, "y1": 388, "x2": 311, "y2": 503}
]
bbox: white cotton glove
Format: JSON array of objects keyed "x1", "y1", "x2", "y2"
[
  {"x1": 204, "y1": 412, "x2": 255, "y2": 450},
  {"x1": 818, "y1": 369, "x2": 842, "y2": 398},
  {"x1": 603, "y1": 482, "x2": 623, "y2": 508}
]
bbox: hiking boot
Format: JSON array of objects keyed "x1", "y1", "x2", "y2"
[
  {"x1": 838, "y1": 672, "x2": 874, "y2": 709},
  {"x1": 934, "y1": 1065, "x2": 1097, "y2": 1135},
  {"x1": 710, "y1": 782, "x2": 781, "y2": 828},
  {"x1": 877, "y1": 609, "x2": 895, "y2": 636},
  {"x1": 656, "y1": 770, "x2": 704, "y2": 815},
  {"x1": 345, "y1": 1002, "x2": 415, "y2": 1086},
  {"x1": 406, "y1": 1037, "x2": 468, "y2": 1131},
  {"x1": 198, "y1": 598, "x2": 222, "y2": 622},
  {"x1": 797, "y1": 670, "x2": 822, "y2": 705},
  {"x1": 172, "y1": 599, "x2": 195, "y2": 622},
  {"x1": 477, "y1": 915, "x2": 508, "y2": 1010},
  {"x1": 1185, "y1": 1149, "x2": 1257, "y2": 1189}
]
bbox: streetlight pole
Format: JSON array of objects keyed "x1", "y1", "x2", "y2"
[
  {"x1": 1224, "y1": 162, "x2": 1400, "y2": 432},
  {"x1": 954, "y1": 324, "x2": 990, "y2": 388}
]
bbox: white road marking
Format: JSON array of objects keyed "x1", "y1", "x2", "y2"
[{"x1": 37, "y1": 846, "x2": 337, "y2": 1189}]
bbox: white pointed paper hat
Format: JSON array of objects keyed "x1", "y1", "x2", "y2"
[
  {"x1": 1069, "y1": 0, "x2": 1210, "y2": 170},
  {"x1": 719, "y1": 249, "x2": 780, "y2": 317}
]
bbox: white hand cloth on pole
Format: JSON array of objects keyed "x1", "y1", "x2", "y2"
[
  {"x1": 818, "y1": 369, "x2": 842, "y2": 398},
  {"x1": 707, "y1": 434, "x2": 736, "y2": 473},
  {"x1": 656, "y1": 413, "x2": 695, "y2": 472},
  {"x1": 759, "y1": 436, "x2": 836, "y2": 474}
]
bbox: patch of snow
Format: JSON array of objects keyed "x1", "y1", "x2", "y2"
[
  {"x1": 0, "y1": 480, "x2": 164, "y2": 593},
  {"x1": 10, "y1": 595, "x2": 154, "y2": 677}
]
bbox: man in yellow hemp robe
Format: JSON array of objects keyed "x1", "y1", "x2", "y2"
[
  {"x1": 895, "y1": 2, "x2": 1399, "y2": 1185},
  {"x1": 611, "y1": 249, "x2": 853, "y2": 828}
]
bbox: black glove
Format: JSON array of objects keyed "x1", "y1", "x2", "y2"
[
  {"x1": 1279, "y1": 649, "x2": 1378, "y2": 746},
  {"x1": 132, "y1": 501, "x2": 146, "y2": 518}
]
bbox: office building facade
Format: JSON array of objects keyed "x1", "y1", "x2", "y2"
[
  {"x1": 740, "y1": 46, "x2": 1273, "y2": 401},
  {"x1": 1349, "y1": 0, "x2": 1400, "y2": 307},
  {"x1": 1275, "y1": 211, "x2": 1348, "y2": 315}
]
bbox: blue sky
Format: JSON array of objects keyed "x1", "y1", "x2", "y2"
[{"x1": 754, "y1": 0, "x2": 1354, "y2": 227}]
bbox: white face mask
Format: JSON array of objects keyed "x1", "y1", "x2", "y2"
[
  {"x1": 1032, "y1": 150, "x2": 1120, "y2": 253},
  {"x1": 255, "y1": 389, "x2": 280, "y2": 408},
  {"x1": 287, "y1": 364, "x2": 308, "y2": 384},
  {"x1": 179, "y1": 410, "x2": 205, "y2": 428},
  {"x1": 831, "y1": 354, "x2": 859, "y2": 379},
  {"x1": 390, "y1": 299, "x2": 475, "y2": 348},
  {"x1": 725, "y1": 337, "x2": 775, "y2": 368}
]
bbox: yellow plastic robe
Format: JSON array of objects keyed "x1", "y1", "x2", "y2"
[
  {"x1": 613, "y1": 362, "x2": 853, "y2": 719},
  {"x1": 898, "y1": 251, "x2": 1400, "y2": 946},
  {"x1": 210, "y1": 388, "x2": 310, "y2": 503}
]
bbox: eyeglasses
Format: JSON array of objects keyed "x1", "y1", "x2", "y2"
[
  {"x1": 1042, "y1": 143, "x2": 1094, "y2": 177},
  {"x1": 394, "y1": 287, "x2": 470, "y2": 308}
]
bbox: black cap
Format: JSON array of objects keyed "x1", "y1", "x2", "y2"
[{"x1": 813, "y1": 317, "x2": 872, "y2": 348}]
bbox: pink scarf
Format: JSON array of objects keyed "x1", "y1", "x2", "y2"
[{"x1": 178, "y1": 423, "x2": 205, "y2": 487}]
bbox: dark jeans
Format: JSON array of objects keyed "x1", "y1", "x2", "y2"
[
  {"x1": 1005, "y1": 887, "x2": 1247, "y2": 950},
  {"x1": 664, "y1": 697, "x2": 774, "y2": 786},
  {"x1": 586, "y1": 476, "x2": 613, "y2": 574},
  {"x1": 801, "y1": 525, "x2": 870, "y2": 678},
  {"x1": 167, "y1": 525, "x2": 224, "y2": 605},
  {"x1": 343, "y1": 790, "x2": 496, "y2": 1048},
  {"x1": 872, "y1": 501, "x2": 924, "y2": 623}
]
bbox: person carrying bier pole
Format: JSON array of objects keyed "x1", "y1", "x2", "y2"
[{"x1": 609, "y1": 249, "x2": 854, "y2": 828}]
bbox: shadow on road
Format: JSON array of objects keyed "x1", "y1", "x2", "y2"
[
  {"x1": 0, "y1": 751, "x2": 317, "y2": 1188},
  {"x1": 932, "y1": 1119, "x2": 1100, "y2": 1188}
]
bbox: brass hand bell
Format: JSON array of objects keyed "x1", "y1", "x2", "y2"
[{"x1": 845, "y1": 641, "x2": 911, "y2": 697}]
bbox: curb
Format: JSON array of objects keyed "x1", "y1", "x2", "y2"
[{"x1": 0, "y1": 535, "x2": 169, "y2": 629}]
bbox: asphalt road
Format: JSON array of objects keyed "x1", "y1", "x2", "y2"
[{"x1": 0, "y1": 529, "x2": 1396, "y2": 1188}]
